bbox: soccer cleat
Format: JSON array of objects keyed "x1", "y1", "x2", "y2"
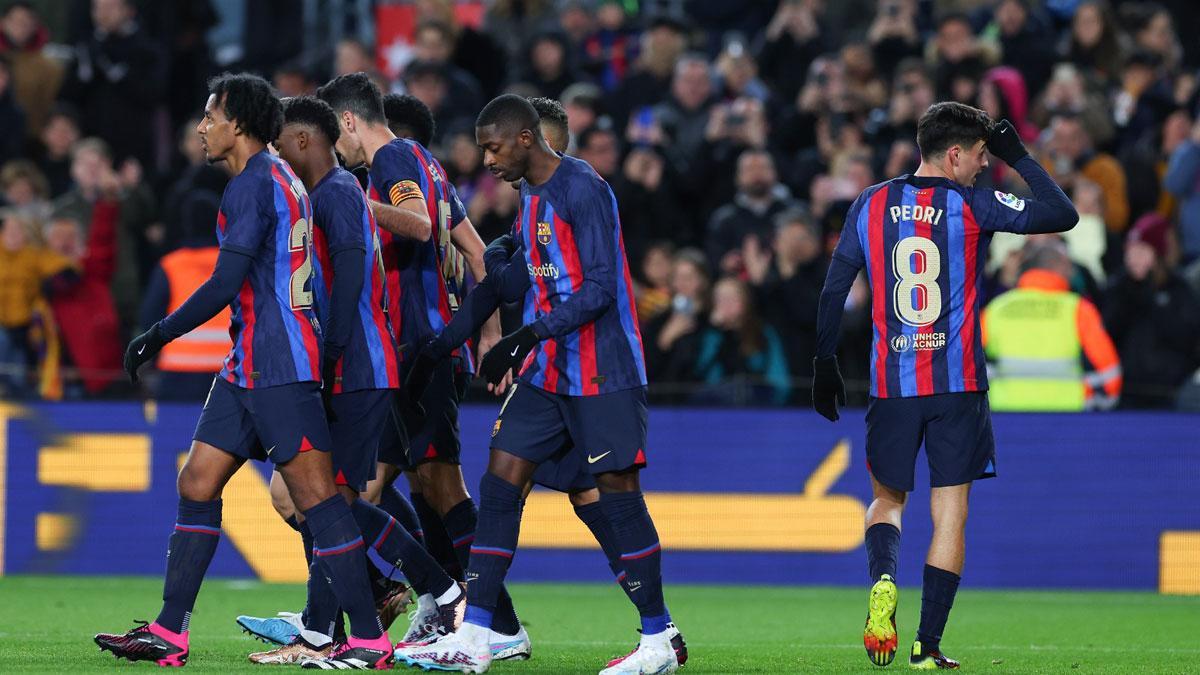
[
  {"x1": 301, "y1": 633, "x2": 394, "y2": 670},
  {"x1": 237, "y1": 611, "x2": 304, "y2": 645},
  {"x1": 94, "y1": 620, "x2": 189, "y2": 667},
  {"x1": 397, "y1": 587, "x2": 465, "y2": 648},
  {"x1": 909, "y1": 641, "x2": 960, "y2": 670},
  {"x1": 600, "y1": 631, "x2": 679, "y2": 675},
  {"x1": 248, "y1": 635, "x2": 332, "y2": 664},
  {"x1": 395, "y1": 627, "x2": 492, "y2": 674},
  {"x1": 864, "y1": 574, "x2": 898, "y2": 667},
  {"x1": 667, "y1": 623, "x2": 688, "y2": 667},
  {"x1": 488, "y1": 624, "x2": 532, "y2": 661},
  {"x1": 378, "y1": 582, "x2": 415, "y2": 632}
]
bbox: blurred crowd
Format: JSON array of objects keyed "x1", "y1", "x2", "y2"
[{"x1": 0, "y1": 0, "x2": 1198, "y2": 410}]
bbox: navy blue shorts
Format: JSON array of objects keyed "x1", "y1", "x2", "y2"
[
  {"x1": 490, "y1": 383, "x2": 648, "y2": 477},
  {"x1": 405, "y1": 357, "x2": 467, "y2": 467},
  {"x1": 376, "y1": 390, "x2": 411, "y2": 470},
  {"x1": 329, "y1": 389, "x2": 393, "y2": 492},
  {"x1": 194, "y1": 377, "x2": 333, "y2": 465},
  {"x1": 865, "y1": 392, "x2": 997, "y2": 492},
  {"x1": 529, "y1": 438, "x2": 596, "y2": 493}
]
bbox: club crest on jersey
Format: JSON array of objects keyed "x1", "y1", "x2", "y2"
[
  {"x1": 536, "y1": 221, "x2": 553, "y2": 245},
  {"x1": 995, "y1": 190, "x2": 1026, "y2": 212}
]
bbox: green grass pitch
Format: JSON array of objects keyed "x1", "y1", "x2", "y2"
[{"x1": 0, "y1": 575, "x2": 1197, "y2": 673}]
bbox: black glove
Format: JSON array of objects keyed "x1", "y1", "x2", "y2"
[
  {"x1": 479, "y1": 324, "x2": 540, "y2": 386},
  {"x1": 321, "y1": 358, "x2": 338, "y2": 423},
  {"x1": 812, "y1": 356, "x2": 847, "y2": 422},
  {"x1": 124, "y1": 322, "x2": 168, "y2": 383},
  {"x1": 986, "y1": 118, "x2": 1028, "y2": 166},
  {"x1": 403, "y1": 339, "x2": 441, "y2": 405}
]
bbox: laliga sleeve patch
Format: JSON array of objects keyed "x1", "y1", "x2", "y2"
[
  {"x1": 390, "y1": 180, "x2": 425, "y2": 206},
  {"x1": 994, "y1": 190, "x2": 1025, "y2": 212}
]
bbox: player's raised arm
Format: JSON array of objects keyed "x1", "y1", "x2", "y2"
[
  {"x1": 811, "y1": 192, "x2": 869, "y2": 421},
  {"x1": 978, "y1": 119, "x2": 1079, "y2": 235}
]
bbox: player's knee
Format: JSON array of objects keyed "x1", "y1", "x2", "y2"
[
  {"x1": 269, "y1": 473, "x2": 295, "y2": 520},
  {"x1": 568, "y1": 488, "x2": 600, "y2": 507},
  {"x1": 595, "y1": 468, "x2": 640, "y2": 494},
  {"x1": 176, "y1": 460, "x2": 221, "y2": 502}
]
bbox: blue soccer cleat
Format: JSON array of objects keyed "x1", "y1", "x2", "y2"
[{"x1": 237, "y1": 611, "x2": 304, "y2": 645}]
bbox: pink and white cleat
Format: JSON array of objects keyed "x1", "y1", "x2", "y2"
[{"x1": 94, "y1": 620, "x2": 189, "y2": 667}]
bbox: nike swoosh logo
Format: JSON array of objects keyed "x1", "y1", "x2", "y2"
[
  {"x1": 587, "y1": 451, "x2": 611, "y2": 464},
  {"x1": 510, "y1": 345, "x2": 520, "y2": 357},
  {"x1": 265, "y1": 445, "x2": 276, "y2": 455},
  {"x1": 137, "y1": 345, "x2": 146, "y2": 355}
]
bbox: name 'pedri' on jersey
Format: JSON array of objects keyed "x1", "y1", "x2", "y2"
[
  {"x1": 215, "y1": 150, "x2": 322, "y2": 389},
  {"x1": 309, "y1": 165, "x2": 399, "y2": 393},
  {"x1": 514, "y1": 154, "x2": 647, "y2": 396},
  {"x1": 367, "y1": 137, "x2": 473, "y2": 371},
  {"x1": 832, "y1": 174, "x2": 1042, "y2": 398}
]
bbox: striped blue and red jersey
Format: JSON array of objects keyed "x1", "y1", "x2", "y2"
[
  {"x1": 310, "y1": 166, "x2": 400, "y2": 393},
  {"x1": 514, "y1": 155, "x2": 647, "y2": 396},
  {"x1": 215, "y1": 151, "x2": 322, "y2": 389},
  {"x1": 819, "y1": 165, "x2": 1076, "y2": 398},
  {"x1": 367, "y1": 138, "x2": 472, "y2": 371}
]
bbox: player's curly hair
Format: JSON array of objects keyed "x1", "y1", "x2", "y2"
[
  {"x1": 383, "y1": 93, "x2": 435, "y2": 148},
  {"x1": 208, "y1": 72, "x2": 283, "y2": 145},
  {"x1": 527, "y1": 97, "x2": 567, "y2": 136},
  {"x1": 282, "y1": 95, "x2": 340, "y2": 145},
  {"x1": 316, "y1": 72, "x2": 386, "y2": 125}
]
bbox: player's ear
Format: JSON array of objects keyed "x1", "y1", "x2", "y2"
[{"x1": 341, "y1": 110, "x2": 355, "y2": 133}]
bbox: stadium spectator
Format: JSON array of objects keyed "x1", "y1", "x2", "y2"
[
  {"x1": 1124, "y1": 2, "x2": 1183, "y2": 72},
  {"x1": 484, "y1": 0, "x2": 556, "y2": 65},
  {"x1": 757, "y1": 0, "x2": 826, "y2": 103},
  {"x1": 839, "y1": 41, "x2": 888, "y2": 111},
  {"x1": 1044, "y1": 114, "x2": 1129, "y2": 235},
  {"x1": 865, "y1": 0, "x2": 921, "y2": 82},
  {"x1": 516, "y1": 31, "x2": 579, "y2": 100},
  {"x1": 561, "y1": 82, "x2": 604, "y2": 140},
  {"x1": 272, "y1": 62, "x2": 315, "y2": 98},
  {"x1": 413, "y1": 20, "x2": 484, "y2": 116},
  {"x1": 691, "y1": 276, "x2": 790, "y2": 406},
  {"x1": 0, "y1": 159, "x2": 50, "y2": 221},
  {"x1": 983, "y1": 240, "x2": 1121, "y2": 411},
  {"x1": 1111, "y1": 49, "x2": 1176, "y2": 157},
  {"x1": 642, "y1": 248, "x2": 709, "y2": 389},
  {"x1": 1102, "y1": 213, "x2": 1200, "y2": 408},
  {"x1": 635, "y1": 241, "x2": 674, "y2": 322},
  {"x1": 993, "y1": 0, "x2": 1056, "y2": 98},
  {"x1": 404, "y1": 60, "x2": 470, "y2": 149},
  {"x1": 1030, "y1": 63, "x2": 1114, "y2": 149},
  {"x1": 415, "y1": 0, "x2": 507, "y2": 99},
  {"x1": 715, "y1": 38, "x2": 771, "y2": 105},
  {"x1": 0, "y1": 212, "x2": 70, "y2": 397},
  {"x1": 1164, "y1": 114, "x2": 1200, "y2": 261},
  {"x1": 556, "y1": 0, "x2": 597, "y2": 52},
  {"x1": 0, "y1": 1, "x2": 62, "y2": 138},
  {"x1": 581, "y1": 0, "x2": 641, "y2": 92},
  {"x1": 705, "y1": 148, "x2": 798, "y2": 275},
  {"x1": 1060, "y1": 0, "x2": 1126, "y2": 86},
  {"x1": 928, "y1": 12, "x2": 991, "y2": 104},
  {"x1": 575, "y1": 125, "x2": 621, "y2": 180},
  {"x1": 34, "y1": 104, "x2": 80, "y2": 198},
  {"x1": 160, "y1": 115, "x2": 227, "y2": 252},
  {"x1": 59, "y1": 0, "x2": 166, "y2": 172},
  {"x1": 608, "y1": 12, "x2": 688, "y2": 130},
  {"x1": 615, "y1": 143, "x2": 683, "y2": 263}
]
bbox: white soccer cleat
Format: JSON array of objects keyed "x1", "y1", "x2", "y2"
[
  {"x1": 399, "y1": 593, "x2": 440, "y2": 646},
  {"x1": 395, "y1": 624, "x2": 493, "y2": 674},
  {"x1": 600, "y1": 631, "x2": 679, "y2": 675},
  {"x1": 489, "y1": 624, "x2": 532, "y2": 660}
]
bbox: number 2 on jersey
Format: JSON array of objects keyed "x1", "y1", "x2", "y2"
[
  {"x1": 892, "y1": 236, "x2": 941, "y2": 327},
  {"x1": 289, "y1": 217, "x2": 313, "y2": 310}
]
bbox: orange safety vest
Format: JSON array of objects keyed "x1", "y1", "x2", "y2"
[{"x1": 157, "y1": 247, "x2": 231, "y2": 373}]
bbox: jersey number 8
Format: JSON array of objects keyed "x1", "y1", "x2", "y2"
[{"x1": 892, "y1": 236, "x2": 941, "y2": 327}]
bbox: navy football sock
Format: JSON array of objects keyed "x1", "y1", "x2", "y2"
[
  {"x1": 865, "y1": 523, "x2": 901, "y2": 581},
  {"x1": 304, "y1": 495, "x2": 382, "y2": 640},
  {"x1": 157, "y1": 498, "x2": 222, "y2": 633},
  {"x1": 600, "y1": 490, "x2": 669, "y2": 634},
  {"x1": 350, "y1": 499, "x2": 454, "y2": 599},
  {"x1": 304, "y1": 557, "x2": 340, "y2": 637},
  {"x1": 411, "y1": 491, "x2": 461, "y2": 579},
  {"x1": 446, "y1": 497, "x2": 521, "y2": 635},
  {"x1": 381, "y1": 485, "x2": 425, "y2": 544},
  {"x1": 463, "y1": 475, "x2": 523, "y2": 630},
  {"x1": 917, "y1": 564, "x2": 961, "y2": 652},
  {"x1": 573, "y1": 502, "x2": 634, "y2": 601}
]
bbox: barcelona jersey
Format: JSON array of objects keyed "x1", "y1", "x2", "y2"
[
  {"x1": 215, "y1": 151, "x2": 321, "y2": 389},
  {"x1": 831, "y1": 174, "x2": 1045, "y2": 398},
  {"x1": 367, "y1": 138, "x2": 472, "y2": 371},
  {"x1": 309, "y1": 166, "x2": 400, "y2": 393},
  {"x1": 513, "y1": 155, "x2": 647, "y2": 396}
]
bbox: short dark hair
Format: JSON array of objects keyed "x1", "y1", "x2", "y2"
[
  {"x1": 383, "y1": 93, "x2": 435, "y2": 148},
  {"x1": 208, "y1": 72, "x2": 283, "y2": 144},
  {"x1": 527, "y1": 96, "x2": 568, "y2": 137},
  {"x1": 316, "y1": 72, "x2": 385, "y2": 124},
  {"x1": 916, "y1": 102, "x2": 992, "y2": 159},
  {"x1": 282, "y1": 95, "x2": 340, "y2": 145},
  {"x1": 475, "y1": 94, "x2": 540, "y2": 135},
  {"x1": 577, "y1": 124, "x2": 616, "y2": 151}
]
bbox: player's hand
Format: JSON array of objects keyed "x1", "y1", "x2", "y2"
[
  {"x1": 987, "y1": 118, "x2": 1028, "y2": 166},
  {"x1": 124, "y1": 322, "x2": 167, "y2": 383},
  {"x1": 487, "y1": 369, "x2": 514, "y2": 396},
  {"x1": 812, "y1": 356, "x2": 846, "y2": 422},
  {"x1": 321, "y1": 358, "x2": 338, "y2": 423},
  {"x1": 479, "y1": 324, "x2": 539, "y2": 386},
  {"x1": 403, "y1": 340, "x2": 440, "y2": 405}
]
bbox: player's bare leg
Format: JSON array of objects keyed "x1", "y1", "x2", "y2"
[
  {"x1": 95, "y1": 442, "x2": 244, "y2": 666},
  {"x1": 909, "y1": 484, "x2": 969, "y2": 670},
  {"x1": 864, "y1": 476, "x2": 907, "y2": 667}
]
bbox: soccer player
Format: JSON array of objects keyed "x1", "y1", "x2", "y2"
[
  {"x1": 812, "y1": 102, "x2": 1078, "y2": 669},
  {"x1": 397, "y1": 95, "x2": 677, "y2": 675},
  {"x1": 314, "y1": 76, "x2": 523, "y2": 652},
  {"x1": 240, "y1": 96, "x2": 467, "y2": 665},
  {"x1": 93, "y1": 74, "x2": 394, "y2": 669}
]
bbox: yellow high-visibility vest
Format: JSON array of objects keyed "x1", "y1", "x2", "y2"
[{"x1": 983, "y1": 289, "x2": 1085, "y2": 411}]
